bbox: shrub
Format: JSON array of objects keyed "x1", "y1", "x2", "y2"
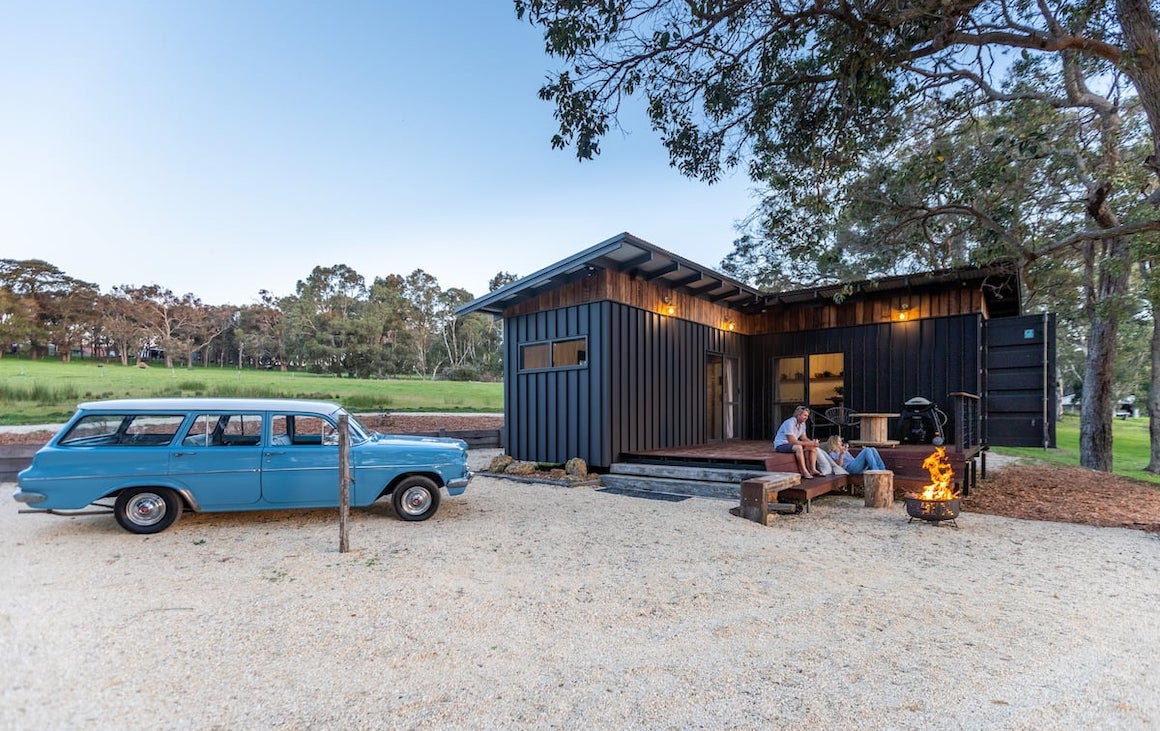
[{"x1": 440, "y1": 366, "x2": 481, "y2": 382}]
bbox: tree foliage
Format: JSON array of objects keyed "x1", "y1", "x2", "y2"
[{"x1": 0, "y1": 260, "x2": 509, "y2": 382}]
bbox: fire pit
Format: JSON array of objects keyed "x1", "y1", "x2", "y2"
[{"x1": 905, "y1": 446, "x2": 961, "y2": 528}]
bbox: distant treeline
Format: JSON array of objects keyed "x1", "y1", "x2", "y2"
[{"x1": 0, "y1": 259, "x2": 518, "y2": 380}]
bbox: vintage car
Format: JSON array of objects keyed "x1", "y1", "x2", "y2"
[{"x1": 13, "y1": 398, "x2": 473, "y2": 534}]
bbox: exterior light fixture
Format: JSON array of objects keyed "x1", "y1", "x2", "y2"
[
  {"x1": 897, "y1": 303, "x2": 912, "y2": 321},
  {"x1": 724, "y1": 317, "x2": 736, "y2": 331},
  {"x1": 661, "y1": 294, "x2": 676, "y2": 316}
]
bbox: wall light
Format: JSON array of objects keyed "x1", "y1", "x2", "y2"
[
  {"x1": 661, "y1": 294, "x2": 676, "y2": 316},
  {"x1": 896, "y1": 303, "x2": 912, "y2": 321},
  {"x1": 723, "y1": 317, "x2": 736, "y2": 331}
]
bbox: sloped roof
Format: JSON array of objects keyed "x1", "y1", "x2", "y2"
[
  {"x1": 455, "y1": 232, "x2": 765, "y2": 316},
  {"x1": 455, "y1": 232, "x2": 1020, "y2": 317}
]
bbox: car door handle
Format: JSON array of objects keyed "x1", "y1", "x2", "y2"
[
  {"x1": 174, "y1": 451, "x2": 199, "y2": 457},
  {"x1": 265, "y1": 451, "x2": 285, "y2": 456}
]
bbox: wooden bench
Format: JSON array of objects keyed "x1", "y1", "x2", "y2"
[{"x1": 737, "y1": 473, "x2": 801, "y2": 524}]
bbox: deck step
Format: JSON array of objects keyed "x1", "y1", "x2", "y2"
[
  {"x1": 599, "y1": 474, "x2": 745, "y2": 501},
  {"x1": 608, "y1": 462, "x2": 775, "y2": 483}
]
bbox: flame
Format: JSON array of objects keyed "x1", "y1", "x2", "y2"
[{"x1": 918, "y1": 446, "x2": 959, "y2": 500}]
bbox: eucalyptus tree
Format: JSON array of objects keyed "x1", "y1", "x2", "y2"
[
  {"x1": 441, "y1": 287, "x2": 489, "y2": 376},
  {"x1": 517, "y1": 0, "x2": 1160, "y2": 471},
  {"x1": 122, "y1": 285, "x2": 201, "y2": 368},
  {"x1": 289, "y1": 265, "x2": 368, "y2": 375},
  {"x1": 364, "y1": 274, "x2": 410, "y2": 377},
  {"x1": 0, "y1": 259, "x2": 99, "y2": 359},
  {"x1": 235, "y1": 290, "x2": 290, "y2": 371},
  {"x1": 400, "y1": 269, "x2": 448, "y2": 379},
  {"x1": 100, "y1": 286, "x2": 151, "y2": 366}
]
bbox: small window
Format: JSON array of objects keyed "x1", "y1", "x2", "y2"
[
  {"x1": 520, "y1": 343, "x2": 551, "y2": 370},
  {"x1": 520, "y1": 337, "x2": 588, "y2": 371},
  {"x1": 552, "y1": 338, "x2": 587, "y2": 367}
]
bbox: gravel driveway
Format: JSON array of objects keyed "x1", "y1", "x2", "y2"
[{"x1": 2, "y1": 458, "x2": 1158, "y2": 730}]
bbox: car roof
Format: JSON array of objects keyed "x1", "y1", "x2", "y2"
[{"x1": 74, "y1": 398, "x2": 346, "y2": 415}]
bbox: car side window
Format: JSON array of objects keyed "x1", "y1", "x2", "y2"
[
  {"x1": 121, "y1": 415, "x2": 185, "y2": 445},
  {"x1": 183, "y1": 413, "x2": 263, "y2": 447},
  {"x1": 59, "y1": 415, "x2": 123, "y2": 446},
  {"x1": 58, "y1": 414, "x2": 186, "y2": 447},
  {"x1": 270, "y1": 414, "x2": 338, "y2": 446}
]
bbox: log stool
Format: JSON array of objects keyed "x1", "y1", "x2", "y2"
[{"x1": 863, "y1": 469, "x2": 894, "y2": 508}]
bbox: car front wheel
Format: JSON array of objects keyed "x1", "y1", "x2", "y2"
[
  {"x1": 114, "y1": 487, "x2": 183, "y2": 534},
  {"x1": 391, "y1": 476, "x2": 441, "y2": 521}
]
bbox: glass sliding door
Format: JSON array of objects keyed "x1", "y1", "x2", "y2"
[{"x1": 773, "y1": 353, "x2": 844, "y2": 432}]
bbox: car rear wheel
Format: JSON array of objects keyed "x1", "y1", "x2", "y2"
[
  {"x1": 114, "y1": 487, "x2": 182, "y2": 534},
  {"x1": 391, "y1": 475, "x2": 441, "y2": 521}
]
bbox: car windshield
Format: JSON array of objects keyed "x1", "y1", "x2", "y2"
[{"x1": 340, "y1": 409, "x2": 372, "y2": 442}]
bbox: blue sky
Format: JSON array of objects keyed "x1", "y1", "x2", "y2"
[{"x1": 1, "y1": 1, "x2": 755, "y2": 305}]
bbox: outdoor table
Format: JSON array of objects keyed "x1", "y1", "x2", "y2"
[{"x1": 850, "y1": 412, "x2": 900, "y2": 447}]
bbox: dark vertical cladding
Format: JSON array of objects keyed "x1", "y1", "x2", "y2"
[
  {"x1": 504, "y1": 299, "x2": 1046, "y2": 466},
  {"x1": 746, "y1": 315, "x2": 983, "y2": 444},
  {"x1": 984, "y1": 314, "x2": 1057, "y2": 447},
  {"x1": 505, "y1": 301, "x2": 743, "y2": 469}
]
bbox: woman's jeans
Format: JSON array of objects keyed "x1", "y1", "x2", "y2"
[{"x1": 845, "y1": 447, "x2": 886, "y2": 473}]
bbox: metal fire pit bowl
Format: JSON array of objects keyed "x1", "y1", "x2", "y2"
[{"x1": 904, "y1": 496, "x2": 961, "y2": 527}]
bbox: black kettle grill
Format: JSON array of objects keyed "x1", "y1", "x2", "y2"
[{"x1": 900, "y1": 396, "x2": 948, "y2": 446}]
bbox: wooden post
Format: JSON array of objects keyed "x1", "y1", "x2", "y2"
[
  {"x1": 338, "y1": 414, "x2": 351, "y2": 553},
  {"x1": 740, "y1": 479, "x2": 772, "y2": 524},
  {"x1": 863, "y1": 469, "x2": 894, "y2": 508}
]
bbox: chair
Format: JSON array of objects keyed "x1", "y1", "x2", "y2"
[{"x1": 823, "y1": 407, "x2": 862, "y2": 441}]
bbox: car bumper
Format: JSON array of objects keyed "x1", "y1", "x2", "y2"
[
  {"x1": 12, "y1": 490, "x2": 46, "y2": 504},
  {"x1": 446, "y1": 472, "x2": 473, "y2": 495}
]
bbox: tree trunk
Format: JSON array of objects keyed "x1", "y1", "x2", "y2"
[
  {"x1": 1079, "y1": 228, "x2": 1133, "y2": 471},
  {"x1": 1149, "y1": 308, "x2": 1160, "y2": 473},
  {"x1": 1116, "y1": 0, "x2": 1160, "y2": 163},
  {"x1": 1080, "y1": 314, "x2": 1117, "y2": 471}
]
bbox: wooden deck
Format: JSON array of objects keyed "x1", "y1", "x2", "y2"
[{"x1": 620, "y1": 440, "x2": 984, "y2": 494}]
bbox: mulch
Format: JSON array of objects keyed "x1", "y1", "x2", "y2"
[
  {"x1": 964, "y1": 464, "x2": 1160, "y2": 533},
  {"x1": 4, "y1": 415, "x2": 1158, "y2": 533}
]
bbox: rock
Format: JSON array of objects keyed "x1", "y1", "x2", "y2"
[
  {"x1": 564, "y1": 457, "x2": 588, "y2": 477},
  {"x1": 488, "y1": 455, "x2": 515, "y2": 473},
  {"x1": 506, "y1": 461, "x2": 536, "y2": 476},
  {"x1": 548, "y1": 468, "x2": 566, "y2": 480}
]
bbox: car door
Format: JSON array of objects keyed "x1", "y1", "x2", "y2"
[
  {"x1": 169, "y1": 412, "x2": 264, "y2": 507},
  {"x1": 260, "y1": 413, "x2": 344, "y2": 506}
]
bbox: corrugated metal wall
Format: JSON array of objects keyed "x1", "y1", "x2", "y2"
[
  {"x1": 984, "y1": 314, "x2": 1057, "y2": 447},
  {"x1": 505, "y1": 301, "x2": 744, "y2": 468},
  {"x1": 746, "y1": 314, "x2": 983, "y2": 443}
]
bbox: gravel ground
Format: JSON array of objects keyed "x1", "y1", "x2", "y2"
[{"x1": 3, "y1": 452, "x2": 1159, "y2": 730}]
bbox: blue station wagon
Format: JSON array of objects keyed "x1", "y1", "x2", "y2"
[{"x1": 13, "y1": 398, "x2": 473, "y2": 534}]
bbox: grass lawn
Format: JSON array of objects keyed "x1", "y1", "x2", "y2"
[
  {"x1": 0, "y1": 358, "x2": 503, "y2": 425},
  {"x1": 992, "y1": 413, "x2": 1160, "y2": 485}
]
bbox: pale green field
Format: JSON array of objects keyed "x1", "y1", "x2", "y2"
[
  {"x1": 992, "y1": 413, "x2": 1160, "y2": 485},
  {"x1": 0, "y1": 359, "x2": 502, "y2": 424}
]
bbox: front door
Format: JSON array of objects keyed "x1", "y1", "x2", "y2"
[
  {"x1": 261, "y1": 413, "x2": 344, "y2": 505},
  {"x1": 706, "y1": 355, "x2": 739, "y2": 442}
]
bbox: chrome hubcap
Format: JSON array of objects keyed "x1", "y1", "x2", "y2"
[
  {"x1": 128, "y1": 494, "x2": 167, "y2": 526},
  {"x1": 400, "y1": 486, "x2": 432, "y2": 516}
]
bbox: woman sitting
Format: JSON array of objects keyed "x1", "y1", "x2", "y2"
[{"x1": 825, "y1": 435, "x2": 887, "y2": 474}]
